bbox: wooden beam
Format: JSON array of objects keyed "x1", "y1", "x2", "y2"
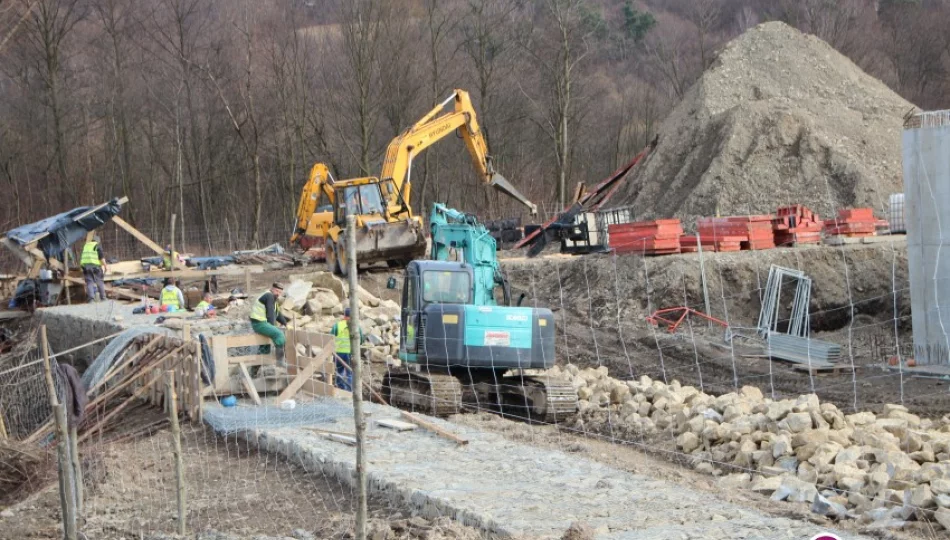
[
  {"x1": 275, "y1": 347, "x2": 331, "y2": 403},
  {"x1": 111, "y1": 215, "x2": 165, "y2": 256},
  {"x1": 237, "y1": 362, "x2": 262, "y2": 405},
  {"x1": 399, "y1": 411, "x2": 469, "y2": 446}
]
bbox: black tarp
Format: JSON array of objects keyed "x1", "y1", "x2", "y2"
[{"x1": 4, "y1": 199, "x2": 123, "y2": 260}]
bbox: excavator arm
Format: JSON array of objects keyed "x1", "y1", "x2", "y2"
[
  {"x1": 380, "y1": 90, "x2": 537, "y2": 215},
  {"x1": 291, "y1": 163, "x2": 335, "y2": 244}
]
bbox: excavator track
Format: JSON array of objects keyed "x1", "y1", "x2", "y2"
[
  {"x1": 497, "y1": 375, "x2": 578, "y2": 423},
  {"x1": 382, "y1": 370, "x2": 463, "y2": 417}
]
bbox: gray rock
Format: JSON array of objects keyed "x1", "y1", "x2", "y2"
[
  {"x1": 750, "y1": 475, "x2": 785, "y2": 494},
  {"x1": 811, "y1": 493, "x2": 848, "y2": 517},
  {"x1": 717, "y1": 472, "x2": 751, "y2": 490},
  {"x1": 936, "y1": 508, "x2": 950, "y2": 530},
  {"x1": 770, "y1": 476, "x2": 818, "y2": 503},
  {"x1": 676, "y1": 432, "x2": 700, "y2": 453},
  {"x1": 292, "y1": 530, "x2": 315, "y2": 540}
]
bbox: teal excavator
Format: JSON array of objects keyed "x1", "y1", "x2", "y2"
[{"x1": 382, "y1": 203, "x2": 577, "y2": 422}]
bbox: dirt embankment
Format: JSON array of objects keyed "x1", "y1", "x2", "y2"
[
  {"x1": 611, "y1": 21, "x2": 912, "y2": 222},
  {"x1": 502, "y1": 241, "x2": 949, "y2": 417}
]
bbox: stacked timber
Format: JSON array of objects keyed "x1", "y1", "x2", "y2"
[
  {"x1": 608, "y1": 219, "x2": 682, "y2": 255},
  {"x1": 773, "y1": 205, "x2": 822, "y2": 246}
]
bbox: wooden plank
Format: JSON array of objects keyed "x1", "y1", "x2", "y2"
[
  {"x1": 275, "y1": 346, "x2": 332, "y2": 403},
  {"x1": 0, "y1": 311, "x2": 30, "y2": 320},
  {"x1": 376, "y1": 419, "x2": 417, "y2": 432},
  {"x1": 100, "y1": 266, "x2": 264, "y2": 282},
  {"x1": 399, "y1": 411, "x2": 468, "y2": 446},
  {"x1": 211, "y1": 335, "x2": 229, "y2": 392},
  {"x1": 223, "y1": 333, "x2": 273, "y2": 348},
  {"x1": 111, "y1": 215, "x2": 166, "y2": 256},
  {"x1": 237, "y1": 362, "x2": 262, "y2": 405}
]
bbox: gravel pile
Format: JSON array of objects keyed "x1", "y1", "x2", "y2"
[
  {"x1": 557, "y1": 363, "x2": 950, "y2": 532},
  {"x1": 613, "y1": 22, "x2": 913, "y2": 221}
]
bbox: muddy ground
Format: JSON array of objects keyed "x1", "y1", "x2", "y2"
[
  {"x1": 503, "y1": 239, "x2": 950, "y2": 418},
  {"x1": 0, "y1": 415, "x2": 489, "y2": 540}
]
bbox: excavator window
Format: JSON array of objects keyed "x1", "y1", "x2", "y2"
[
  {"x1": 340, "y1": 184, "x2": 385, "y2": 217},
  {"x1": 422, "y1": 271, "x2": 471, "y2": 305}
]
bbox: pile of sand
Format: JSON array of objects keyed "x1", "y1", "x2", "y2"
[{"x1": 613, "y1": 22, "x2": 914, "y2": 222}]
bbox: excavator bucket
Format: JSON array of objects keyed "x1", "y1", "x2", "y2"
[
  {"x1": 489, "y1": 173, "x2": 537, "y2": 215},
  {"x1": 354, "y1": 218, "x2": 428, "y2": 266}
]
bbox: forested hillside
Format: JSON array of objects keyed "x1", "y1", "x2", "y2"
[{"x1": 0, "y1": 0, "x2": 946, "y2": 250}]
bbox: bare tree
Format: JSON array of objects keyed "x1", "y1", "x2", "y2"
[
  {"x1": 337, "y1": 0, "x2": 386, "y2": 175},
  {"x1": 520, "y1": 0, "x2": 598, "y2": 208},
  {"x1": 20, "y1": 0, "x2": 84, "y2": 205}
]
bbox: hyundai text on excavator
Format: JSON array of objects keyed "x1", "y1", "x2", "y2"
[
  {"x1": 290, "y1": 90, "x2": 537, "y2": 274},
  {"x1": 382, "y1": 203, "x2": 578, "y2": 423}
]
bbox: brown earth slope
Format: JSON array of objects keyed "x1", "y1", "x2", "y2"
[{"x1": 612, "y1": 22, "x2": 913, "y2": 222}]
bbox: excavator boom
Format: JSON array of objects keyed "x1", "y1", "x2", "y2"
[{"x1": 380, "y1": 90, "x2": 537, "y2": 215}]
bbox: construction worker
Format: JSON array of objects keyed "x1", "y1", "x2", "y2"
[
  {"x1": 163, "y1": 245, "x2": 181, "y2": 270},
  {"x1": 250, "y1": 283, "x2": 288, "y2": 367},
  {"x1": 80, "y1": 236, "x2": 108, "y2": 302},
  {"x1": 159, "y1": 278, "x2": 185, "y2": 311},
  {"x1": 195, "y1": 292, "x2": 216, "y2": 318},
  {"x1": 330, "y1": 307, "x2": 363, "y2": 391}
]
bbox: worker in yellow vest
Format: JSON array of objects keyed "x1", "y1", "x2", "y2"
[
  {"x1": 330, "y1": 307, "x2": 363, "y2": 391},
  {"x1": 163, "y1": 244, "x2": 181, "y2": 270},
  {"x1": 250, "y1": 283, "x2": 288, "y2": 367},
  {"x1": 80, "y1": 236, "x2": 108, "y2": 302},
  {"x1": 159, "y1": 278, "x2": 185, "y2": 311},
  {"x1": 194, "y1": 292, "x2": 216, "y2": 318}
]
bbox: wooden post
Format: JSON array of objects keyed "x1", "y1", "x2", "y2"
[
  {"x1": 345, "y1": 216, "x2": 367, "y2": 540},
  {"x1": 41, "y1": 327, "x2": 77, "y2": 540},
  {"x1": 165, "y1": 371, "x2": 186, "y2": 535},
  {"x1": 169, "y1": 213, "x2": 177, "y2": 272},
  {"x1": 69, "y1": 426, "x2": 83, "y2": 517},
  {"x1": 244, "y1": 268, "x2": 251, "y2": 295}
]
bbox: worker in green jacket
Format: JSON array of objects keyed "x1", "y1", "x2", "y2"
[
  {"x1": 250, "y1": 282, "x2": 288, "y2": 367},
  {"x1": 80, "y1": 236, "x2": 108, "y2": 302}
]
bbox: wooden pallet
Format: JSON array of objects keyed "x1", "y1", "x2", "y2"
[{"x1": 792, "y1": 363, "x2": 853, "y2": 375}]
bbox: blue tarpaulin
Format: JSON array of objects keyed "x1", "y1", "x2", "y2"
[{"x1": 4, "y1": 199, "x2": 123, "y2": 260}]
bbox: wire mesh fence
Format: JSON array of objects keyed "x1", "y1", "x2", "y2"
[{"x1": 0, "y1": 172, "x2": 946, "y2": 539}]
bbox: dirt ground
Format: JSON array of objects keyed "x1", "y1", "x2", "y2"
[
  {"x1": 0, "y1": 420, "x2": 490, "y2": 540},
  {"x1": 502, "y1": 240, "x2": 950, "y2": 419}
]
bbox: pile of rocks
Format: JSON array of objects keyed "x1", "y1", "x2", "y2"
[
  {"x1": 277, "y1": 272, "x2": 401, "y2": 364},
  {"x1": 552, "y1": 364, "x2": 950, "y2": 531}
]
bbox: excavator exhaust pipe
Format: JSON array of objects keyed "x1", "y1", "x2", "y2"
[{"x1": 489, "y1": 173, "x2": 538, "y2": 215}]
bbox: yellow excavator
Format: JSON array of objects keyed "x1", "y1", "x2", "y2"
[{"x1": 290, "y1": 89, "x2": 537, "y2": 275}]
